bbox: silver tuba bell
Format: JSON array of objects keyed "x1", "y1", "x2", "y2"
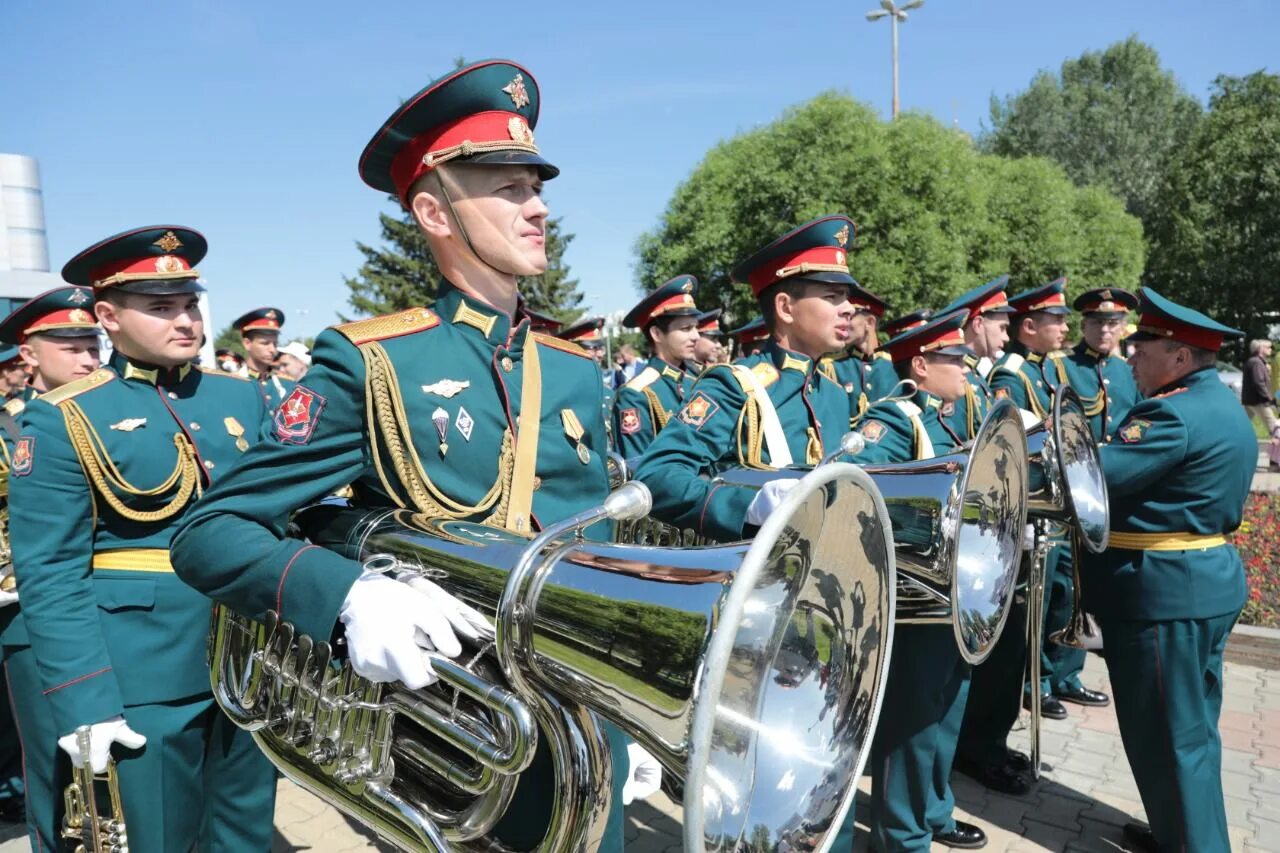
[
  {"x1": 716, "y1": 400, "x2": 1029, "y2": 666},
  {"x1": 210, "y1": 465, "x2": 897, "y2": 852}
]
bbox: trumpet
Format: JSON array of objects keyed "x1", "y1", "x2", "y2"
[{"x1": 61, "y1": 726, "x2": 129, "y2": 853}]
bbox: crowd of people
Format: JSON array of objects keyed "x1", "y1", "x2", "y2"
[{"x1": 0, "y1": 57, "x2": 1258, "y2": 853}]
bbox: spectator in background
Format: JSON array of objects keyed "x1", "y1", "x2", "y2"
[
  {"x1": 1243, "y1": 338, "x2": 1279, "y2": 470},
  {"x1": 612, "y1": 343, "x2": 641, "y2": 388},
  {"x1": 276, "y1": 341, "x2": 311, "y2": 381}
]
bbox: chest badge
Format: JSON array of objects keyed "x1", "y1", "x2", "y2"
[
  {"x1": 422, "y1": 379, "x2": 470, "y2": 399},
  {"x1": 110, "y1": 418, "x2": 148, "y2": 432},
  {"x1": 455, "y1": 406, "x2": 475, "y2": 442},
  {"x1": 224, "y1": 417, "x2": 249, "y2": 452},
  {"x1": 432, "y1": 407, "x2": 450, "y2": 456},
  {"x1": 560, "y1": 409, "x2": 591, "y2": 464}
]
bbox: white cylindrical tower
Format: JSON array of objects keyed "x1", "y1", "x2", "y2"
[{"x1": 0, "y1": 153, "x2": 52, "y2": 273}]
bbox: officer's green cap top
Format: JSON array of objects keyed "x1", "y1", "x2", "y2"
[
  {"x1": 883, "y1": 308, "x2": 974, "y2": 363},
  {"x1": 623, "y1": 275, "x2": 700, "y2": 329},
  {"x1": 1073, "y1": 287, "x2": 1137, "y2": 316},
  {"x1": 1128, "y1": 287, "x2": 1242, "y2": 352},
  {"x1": 728, "y1": 316, "x2": 769, "y2": 345},
  {"x1": 696, "y1": 309, "x2": 724, "y2": 337},
  {"x1": 0, "y1": 286, "x2": 98, "y2": 345},
  {"x1": 881, "y1": 308, "x2": 933, "y2": 339},
  {"x1": 1007, "y1": 277, "x2": 1070, "y2": 315},
  {"x1": 557, "y1": 316, "x2": 605, "y2": 346},
  {"x1": 939, "y1": 275, "x2": 1015, "y2": 321},
  {"x1": 732, "y1": 215, "x2": 858, "y2": 297},
  {"x1": 359, "y1": 60, "x2": 557, "y2": 207},
  {"x1": 62, "y1": 226, "x2": 207, "y2": 295},
  {"x1": 234, "y1": 307, "x2": 286, "y2": 334},
  {"x1": 0, "y1": 345, "x2": 21, "y2": 366}
]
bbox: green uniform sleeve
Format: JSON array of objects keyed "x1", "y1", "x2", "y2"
[
  {"x1": 171, "y1": 329, "x2": 370, "y2": 642},
  {"x1": 612, "y1": 386, "x2": 655, "y2": 460},
  {"x1": 10, "y1": 400, "x2": 125, "y2": 734},
  {"x1": 632, "y1": 368, "x2": 756, "y2": 542},
  {"x1": 1098, "y1": 400, "x2": 1188, "y2": 499},
  {"x1": 850, "y1": 413, "x2": 914, "y2": 465},
  {"x1": 989, "y1": 367, "x2": 1031, "y2": 411}
]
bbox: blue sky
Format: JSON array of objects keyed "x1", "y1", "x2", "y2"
[{"x1": 3, "y1": 0, "x2": 1274, "y2": 340}]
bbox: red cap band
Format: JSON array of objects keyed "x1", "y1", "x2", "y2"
[
  {"x1": 746, "y1": 245, "x2": 848, "y2": 295},
  {"x1": 89, "y1": 254, "x2": 193, "y2": 286},
  {"x1": 1021, "y1": 291, "x2": 1067, "y2": 312},
  {"x1": 390, "y1": 110, "x2": 537, "y2": 203},
  {"x1": 1137, "y1": 315, "x2": 1225, "y2": 351},
  {"x1": 21, "y1": 308, "x2": 96, "y2": 343}
]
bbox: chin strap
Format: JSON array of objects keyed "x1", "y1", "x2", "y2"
[{"x1": 434, "y1": 167, "x2": 522, "y2": 280}]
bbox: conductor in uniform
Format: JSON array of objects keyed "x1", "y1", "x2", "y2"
[
  {"x1": 171, "y1": 60, "x2": 634, "y2": 850},
  {"x1": 8, "y1": 227, "x2": 277, "y2": 851},
  {"x1": 1087, "y1": 289, "x2": 1254, "y2": 853}
]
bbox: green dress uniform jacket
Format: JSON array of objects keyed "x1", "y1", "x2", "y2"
[
  {"x1": 1084, "y1": 365, "x2": 1254, "y2": 851},
  {"x1": 171, "y1": 282, "x2": 626, "y2": 850},
  {"x1": 828, "y1": 349, "x2": 899, "y2": 417},
  {"x1": 248, "y1": 368, "x2": 295, "y2": 412},
  {"x1": 946, "y1": 355, "x2": 995, "y2": 442},
  {"x1": 611, "y1": 356, "x2": 693, "y2": 460},
  {"x1": 633, "y1": 340, "x2": 850, "y2": 542},
  {"x1": 834, "y1": 390, "x2": 969, "y2": 852},
  {"x1": 989, "y1": 341, "x2": 1056, "y2": 420},
  {"x1": 1057, "y1": 341, "x2": 1141, "y2": 443},
  {"x1": 8, "y1": 351, "x2": 276, "y2": 852}
]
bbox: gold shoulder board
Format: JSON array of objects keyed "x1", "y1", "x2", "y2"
[
  {"x1": 40, "y1": 369, "x2": 116, "y2": 405},
  {"x1": 336, "y1": 307, "x2": 440, "y2": 345},
  {"x1": 2, "y1": 397, "x2": 23, "y2": 417},
  {"x1": 198, "y1": 366, "x2": 251, "y2": 382},
  {"x1": 532, "y1": 333, "x2": 589, "y2": 359}
]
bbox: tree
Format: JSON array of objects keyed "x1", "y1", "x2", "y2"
[
  {"x1": 1146, "y1": 72, "x2": 1280, "y2": 342},
  {"x1": 213, "y1": 324, "x2": 243, "y2": 357},
  {"x1": 635, "y1": 93, "x2": 1144, "y2": 324},
  {"x1": 343, "y1": 199, "x2": 585, "y2": 323},
  {"x1": 982, "y1": 37, "x2": 1202, "y2": 226}
]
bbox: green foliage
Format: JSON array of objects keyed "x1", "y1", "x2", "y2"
[
  {"x1": 1145, "y1": 72, "x2": 1280, "y2": 340},
  {"x1": 636, "y1": 93, "x2": 1144, "y2": 321},
  {"x1": 982, "y1": 36, "x2": 1202, "y2": 225},
  {"x1": 343, "y1": 199, "x2": 585, "y2": 323},
  {"x1": 213, "y1": 324, "x2": 244, "y2": 356}
]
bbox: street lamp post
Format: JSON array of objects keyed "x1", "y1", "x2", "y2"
[{"x1": 866, "y1": 0, "x2": 924, "y2": 119}]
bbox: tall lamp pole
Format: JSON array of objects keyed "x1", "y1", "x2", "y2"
[{"x1": 866, "y1": 0, "x2": 924, "y2": 119}]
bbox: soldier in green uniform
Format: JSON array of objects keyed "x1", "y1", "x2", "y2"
[
  {"x1": 827, "y1": 282, "x2": 893, "y2": 416},
  {"x1": 214, "y1": 347, "x2": 245, "y2": 374},
  {"x1": 557, "y1": 316, "x2": 613, "y2": 423},
  {"x1": 234, "y1": 306, "x2": 295, "y2": 409},
  {"x1": 0, "y1": 350, "x2": 27, "y2": 407},
  {"x1": 728, "y1": 316, "x2": 769, "y2": 358},
  {"x1": 1085, "y1": 289, "x2": 1254, "y2": 853},
  {"x1": 170, "y1": 61, "x2": 636, "y2": 850},
  {"x1": 880, "y1": 308, "x2": 932, "y2": 339},
  {"x1": 8, "y1": 227, "x2": 278, "y2": 851},
  {"x1": 940, "y1": 277, "x2": 1036, "y2": 796},
  {"x1": 990, "y1": 278, "x2": 1076, "y2": 722},
  {"x1": 0, "y1": 286, "x2": 101, "y2": 835},
  {"x1": 692, "y1": 308, "x2": 725, "y2": 369},
  {"x1": 834, "y1": 309, "x2": 988, "y2": 851},
  {"x1": 632, "y1": 215, "x2": 858, "y2": 541},
  {"x1": 611, "y1": 276, "x2": 701, "y2": 459},
  {"x1": 1040, "y1": 288, "x2": 1142, "y2": 713}
]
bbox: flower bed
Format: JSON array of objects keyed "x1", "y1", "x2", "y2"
[{"x1": 1233, "y1": 492, "x2": 1280, "y2": 627}]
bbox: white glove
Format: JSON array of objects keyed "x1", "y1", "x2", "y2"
[
  {"x1": 398, "y1": 574, "x2": 493, "y2": 642},
  {"x1": 621, "y1": 742, "x2": 663, "y2": 805},
  {"x1": 339, "y1": 572, "x2": 465, "y2": 689},
  {"x1": 58, "y1": 716, "x2": 146, "y2": 773},
  {"x1": 746, "y1": 480, "x2": 799, "y2": 527},
  {"x1": 0, "y1": 569, "x2": 17, "y2": 607},
  {"x1": 1018, "y1": 408, "x2": 1040, "y2": 429}
]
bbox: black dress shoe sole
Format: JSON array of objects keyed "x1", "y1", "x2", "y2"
[{"x1": 1055, "y1": 691, "x2": 1110, "y2": 707}]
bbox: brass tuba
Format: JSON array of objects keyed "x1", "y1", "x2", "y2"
[
  {"x1": 210, "y1": 465, "x2": 897, "y2": 852},
  {"x1": 717, "y1": 399, "x2": 1029, "y2": 665}
]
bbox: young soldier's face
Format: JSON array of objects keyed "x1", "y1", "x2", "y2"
[
  {"x1": 968, "y1": 313, "x2": 1009, "y2": 359},
  {"x1": 913, "y1": 353, "x2": 969, "y2": 402},
  {"x1": 95, "y1": 292, "x2": 204, "y2": 367},
  {"x1": 444, "y1": 165, "x2": 549, "y2": 276},
  {"x1": 651, "y1": 316, "x2": 700, "y2": 364},
  {"x1": 1082, "y1": 314, "x2": 1125, "y2": 355},
  {"x1": 242, "y1": 331, "x2": 279, "y2": 369},
  {"x1": 789, "y1": 284, "x2": 854, "y2": 357},
  {"x1": 20, "y1": 335, "x2": 100, "y2": 390},
  {"x1": 1019, "y1": 312, "x2": 1068, "y2": 353}
]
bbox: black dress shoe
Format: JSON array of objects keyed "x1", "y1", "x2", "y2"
[
  {"x1": 1004, "y1": 748, "x2": 1032, "y2": 772},
  {"x1": 1023, "y1": 692, "x2": 1068, "y2": 720},
  {"x1": 1055, "y1": 684, "x2": 1110, "y2": 706},
  {"x1": 0, "y1": 796, "x2": 24, "y2": 823},
  {"x1": 1122, "y1": 821, "x2": 1158, "y2": 852},
  {"x1": 936, "y1": 820, "x2": 988, "y2": 849},
  {"x1": 954, "y1": 754, "x2": 1032, "y2": 796}
]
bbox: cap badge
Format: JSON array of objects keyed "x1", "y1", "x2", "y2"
[
  {"x1": 834, "y1": 224, "x2": 850, "y2": 247},
  {"x1": 67, "y1": 289, "x2": 90, "y2": 305},
  {"x1": 1101, "y1": 289, "x2": 1113, "y2": 300},
  {"x1": 153, "y1": 231, "x2": 183, "y2": 252},
  {"x1": 507, "y1": 116, "x2": 535, "y2": 145},
  {"x1": 155, "y1": 255, "x2": 184, "y2": 273},
  {"x1": 681, "y1": 281, "x2": 693, "y2": 293},
  {"x1": 68, "y1": 309, "x2": 93, "y2": 324},
  {"x1": 502, "y1": 74, "x2": 530, "y2": 109},
  {"x1": 266, "y1": 310, "x2": 279, "y2": 321}
]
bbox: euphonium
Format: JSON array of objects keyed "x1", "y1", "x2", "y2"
[
  {"x1": 210, "y1": 466, "x2": 897, "y2": 852},
  {"x1": 61, "y1": 726, "x2": 129, "y2": 853},
  {"x1": 717, "y1": 399, "x2": 1029, "y2": 665}
]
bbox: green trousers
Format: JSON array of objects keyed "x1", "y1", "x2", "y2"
[
  {"x1": 1099, "y1": 612, "x2": 1237, "y2": 853},
  {"x1": 0, "y1": 663, "x2": 24, "y2": 808},
  {"x1": 829, "y1": 625, "x2": 969, "y2": 852},
  {"x1": 6, "y1": 642, "x2": 276, "y2": 853},
  {"x1": 1042, "y1": 543, "x2": 1087, "y2": 693}
]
